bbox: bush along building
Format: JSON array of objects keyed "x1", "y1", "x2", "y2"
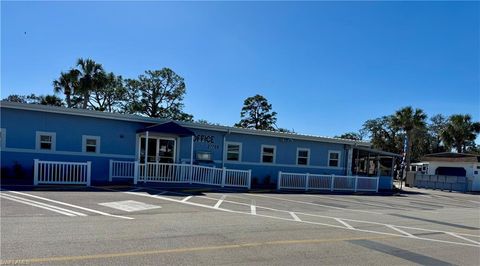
[{"x1": 0, "y1": 102, "x2": 399, "y2": 191}]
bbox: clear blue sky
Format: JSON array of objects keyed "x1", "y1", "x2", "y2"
[{"x1": 2, "y1": 1, "x2": 479, "y2": 138}]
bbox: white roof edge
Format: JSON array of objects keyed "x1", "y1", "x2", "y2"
[{"x1": 0, "y1": 101, "x2": 372, "y2": 147}]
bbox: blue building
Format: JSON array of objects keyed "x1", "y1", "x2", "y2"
[{"x1": 0, "y1": 102, "x2": 398, "y2": 190}]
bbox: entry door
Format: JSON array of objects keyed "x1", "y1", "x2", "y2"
[
  {"x1": 158, "y1": 139, "x2": 175, "y2": 163},
  {"x1": 139, "y1": 137, "x2": 176, "y2": 163}
]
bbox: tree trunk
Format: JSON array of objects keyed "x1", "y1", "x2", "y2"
[
  {"x1": 65, "y1": 94, "x2": 71, "y2": 108},
  {"x1": 82, "y1": 92, "x2": 89, "y2": 109},
  {"x1": 405, "y1": 132, "x2": 413, "y2": 173}
]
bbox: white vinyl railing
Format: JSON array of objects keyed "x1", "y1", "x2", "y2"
[
  {"x1": 109, "y1": 160, "x2": 138, "y2": 184},
  {"x1": 109, "y1": 160, "x2": 251, "y2": 189},
  {"x1": 34, "y1": 159, "x2": 91, "y2": 186},
  {"x1": 278, "y1": 171, "x2": 379, "y2": 192}
]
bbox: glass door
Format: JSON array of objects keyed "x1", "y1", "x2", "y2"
[
  {"x1": 139, "y1": 137, "x2": 176, "y2": 163},
  {"x1": 158, "y1": 139, "x2": 175, "y2": 163}
]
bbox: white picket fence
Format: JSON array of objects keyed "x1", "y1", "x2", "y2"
[
  {"x1": 34, "y1": 159, "x2": 91, "y2": 186},
  {"x1": 277, "y1": 171, "x2": 379, "y2": 192},
  {"x1": 109, "y1": 160, "x2": 252, "y2": 189}
]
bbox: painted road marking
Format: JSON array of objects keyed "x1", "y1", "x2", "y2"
[
  {"x1": 0, "y1": 194, "x2": 77, "y2": 217},
  {"x1": 251, "y1": 200, "x2": 256, "y2": 215},
  {"x1": 98, "y1": 200, "x2": 161, "y2": 212},
  {"x1": 289, "y1": 212, "x2": 301, "y2": 221},
  {"x1": 1, "y1": 193, "x2": 87, "y2": 216},
  {"x1": 335, "y1": 218, "x2": 354, "y2": 229},
  {"x1": 386, "y1": 225, "x2": 416, "y2": 238},
  {"x1": 445, "y1": 232, "x2": 480, "y2": 245},
  {"x1": 181, "y1": 196, "x2": 193, "y2": 202},
  {"x1": 3, "y1": 235, "x2": 395, "y2": 264},
  {"x1": 214, "y1": 195, "x2": 226, "y2": 209},
  {"x1": 8, "y1": 191, "x2": 133, "y2": 220},
  {"x1": 245, "y1": 193, "x2": 383, "y2": 215},
  {"x1": 120, "y1": 188, "x2": 480, "y2": 248}
]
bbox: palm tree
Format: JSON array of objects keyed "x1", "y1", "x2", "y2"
[
  {"x1": 53, "y1": 69, "x2": 79, "y2": 108},
  {"x1": 76, "y1": 58, "x2": 105, "y2": 109},
  {"x1": 391, "y1": 107, "x2": 427, "y2": 172},
  {"x1": 441, "y1": 114, "x2": 480, "y2": 153}
]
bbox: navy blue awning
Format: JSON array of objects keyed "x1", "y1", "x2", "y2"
[{"x1": 136, "y1": 121, "x2": 195, "y2": 137}]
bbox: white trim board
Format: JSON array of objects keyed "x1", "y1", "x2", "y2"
[
  {"x1": 35, "y1": 131, "x2": 56, "y2": 152},
  {"x1": 261, "y1": 145, "x2": 276, "y2": 164},
  {"x1": 1, "y1": 102, "x2": 372, "y2": 147},
  {"x1": 224, "y1": 141, "x2": 243, "y2": 162},
  {"x1": 82, "y1": 135, "x2": 101, "y2": 154},
  {"x1": 2, "y1": 147, "x2": 135, "y2": 159},
  {"x1": 296, "y1": 147, "x2": 310, "y2": 166}
]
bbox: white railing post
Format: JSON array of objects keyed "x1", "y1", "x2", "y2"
[
  {"x1": 277, "y1": 171, "x2": 282, "y2": 190},
  {"x1": 133, "y1": 161, "x2": 139, "y2": 185},
  {"x1": 221, "y1": 167, "x2": 226, "y2": 187},
  {"x1": 305, "y1": 173, "x2": 310, "y2": 191},
  {"x1": 144, "y1": 163, "x2": 147, "y2": 183},
  {"x1": 330, "y1": 174, "x2": 335, "y2": 191},
  {"x1": 189, "y1": 165, "x2": 193, "y2": 184},
  {"x1": 108, "y1": 159, "x2": 113, "y2": 182},
  {"x1": 354, "y1": 175, "x2": 358, "y2": 192},
  {"x1": 376, "y1": 176, "x2": 380, "y2": 192},
  {"x1": 86, "y1": 161, "x2": 91, "y2": 186},
  {"x1": 247, "y1": 170, "x2": 252, "y2": 189},
  {"x1": 33, "y1": 159, "x2": 39, "y2": 186}
]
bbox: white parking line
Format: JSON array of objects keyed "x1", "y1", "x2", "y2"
[
  {"x1": 335, "y1": 218, "x2": 354, "y2": 229},
  {"x1": 289, "y1": 212, "x2": 301, "y2": 221},
  {"x1": 181, "y1": 196, "x2": 193, "y2": 202},
  {"x1": 214, "y1": 195, "x2": 226, "y2": 209},
  {"x1": 1, "y1": 193, "x2": 87, "y2": 216},
  {"x1": 0, "y1": 194, "x2": 77, "y2": 217},
  {"x1": 251, "y1": 200, "x2": 256, "y2": 215},
  {"x1": 386, "y1": 225, "x2": 416, "y2": 238},
  {"x1": 445, "y1": 232, "x2": 480, "y2": 245},
  {"x1": 8, "y1": 191, "x2": 133, "y2": 220},
  {"x1": 245, "y1": 193, "x2": 382, "y2": 215},
  {"x1": 105, "y1": 187, "x2": 480, "y2": 248}
]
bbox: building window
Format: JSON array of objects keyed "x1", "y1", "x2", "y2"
[
  {"x1": 226, "y1": 142, "x2": 242, "y2": 161},
  {"x1": 0, "y1": 128, "x2": 5, "y2": 149},
  {"x1": 297, "y1": 148, "x2": 310, "y2": 165},
  {"x1": 82, "y1": 135, "x2": 100, "y2": 153},
  {"x1": 261, "y1": 145, "x2": 276, "y2": 163},
  {"x1": 36, "y1": 131, "x2": 56, "y2": 151},
  {"x1": 196, "y1": 151, "x2": 212, "y2": 162},
  {"x1": 328, "y1": 151, "x2": 341, "y2": 167}
]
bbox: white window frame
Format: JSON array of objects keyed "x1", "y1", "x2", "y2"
[
  {"x1": 225, "y1": 141, "x2": 242, "y2": 162},
  {"x1": 296, "y1": 148, "x2": 310, "y2": 166},
  {"x1": 36, "y1": 131, "x2": 56, "y2": 151},
  {"x1": 261, "y1": 145, "x2": 276, "y2": 164},
  {"x1": 82, "y1": 135, "x2": 101, "y2": 154},
  {"x1": 328, "y1": 150, "x2": 341, "y2": 167},
  {"x1": 0, "y1": 128, "x2": 5, "y2": 149}
]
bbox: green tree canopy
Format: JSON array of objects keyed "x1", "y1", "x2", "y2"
[
  {"x1": 53, "y1": 69, "x2": 80, "y2": 108},
  {"x1": 76, "y1": 58, "x2": 106, "y2": 109},
  {"x1": 428, "y1": 114, "x2": 448, "y2": 153},
  {"x1": 123, "y1": 68, "x2": 193, "y2": 121},
  {"x1": 2, "y1": 94, "x2": 63, "y2": 107},
  {"x1": 89, "y1": 72, "x2": 126, "y2": 112},
  {"x1": 391, "y1": 106, "x2": 427, "y2": 170},
  {"x1": 335, "y1": 132, "x2": 363, "y2": 141},
  {"x1": 234, "y1": 94, "x2": 277, "y2": 131},
  {"x1": 441, "y1": 114, "x2": 480, "y2": 153}
]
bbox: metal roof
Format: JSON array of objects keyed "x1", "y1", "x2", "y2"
[{"x1": 0, "y1": 101, "x2": 372, "y2": 147}]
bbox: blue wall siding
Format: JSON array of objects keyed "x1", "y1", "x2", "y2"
[
  {"x1": 177, "y1": 129, "x2": 348, "y2": 184},
  {"x1": 1, "y1": 108, "x2": 143, "y2": 184},
  {"x1": 1, "y1": 108, "x2": 142, "y2": 155},
  {"x1": 1, "y1": 107, "x2": 387, "y2": 188}
]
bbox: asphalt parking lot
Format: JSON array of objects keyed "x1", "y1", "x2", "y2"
[{"x1": 1, "y1": 185, "x2": 479, "y2": 265}]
